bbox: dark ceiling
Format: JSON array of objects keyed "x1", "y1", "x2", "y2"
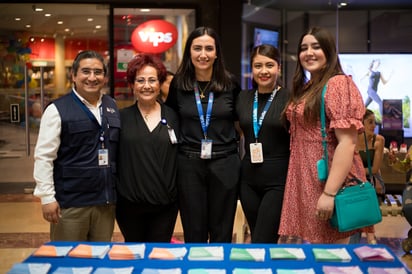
[{"x1": 248, "y1": 0, "x2": 412, "y2": 10}]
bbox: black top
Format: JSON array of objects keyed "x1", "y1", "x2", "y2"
[
  {"x1": 165, "y1": 79, "x2": 241, "y2": 153},
  {"x1": 117, "y1": 102, "x2": 179, "y2": 205},
  {"x1": 359, "y1": 134, "x2": 376, "y2": 168},
  {"x1": 236, "y1": 87, "x2": 290, "y2": 159}
]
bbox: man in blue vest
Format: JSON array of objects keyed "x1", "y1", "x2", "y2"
[{"x1": 33, "y1": 50, "x2": 121, "y2": 241}]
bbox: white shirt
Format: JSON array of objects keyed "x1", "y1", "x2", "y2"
[{"x1": 33, "y1": 89, "x2": 103, "y2": 205}]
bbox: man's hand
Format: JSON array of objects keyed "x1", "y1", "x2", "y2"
[{"x1": 42, "y1": 201, "x2": 61, "y2": 224}]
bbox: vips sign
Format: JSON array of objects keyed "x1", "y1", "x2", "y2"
[{"x1": 131, "y1": 20, "x2": 178, "y2": 53}]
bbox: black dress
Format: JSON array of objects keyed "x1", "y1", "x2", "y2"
[{"x1": 236, "y1": 87, "x2": 290, "y2": 243}]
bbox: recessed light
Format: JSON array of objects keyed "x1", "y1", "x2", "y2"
[
  {"x1": 26, "y1": 25, "x2": 31, "y2": 28},
  {"x1": 95, "y1": 25, "x2": 102, "y2": 29},
  {"x1": 15, "y1": 17, "x2": 21, "y2": 21},
  {"x1": 45, "y1": 13, "x2": 51, "y2": 17},
  {"x1": 140, "y1": 9, "x2": 151, "y2": 12},
  {"x1": 57, "y1": 21, "x2": 63, "y2": 25},
  {"x1": 87, "y1": 18, "x2": 94, "y2": 22}
]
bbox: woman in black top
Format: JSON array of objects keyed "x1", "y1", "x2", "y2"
[
  {"x1": 117, "y1": 53, "x2": 179, "y2": 242},
  {"x1": 236, "y1": 44, "x2": 290, "y2": 243},
  {"x1": 166, "y1": 26, "x2": 241, "y2": 243},
  {"x1": 352, "y1": 109, "x2": 385, "y2": 244}
]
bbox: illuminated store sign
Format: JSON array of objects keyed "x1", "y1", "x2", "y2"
[{"x1": 131, "y1": 20, "x2": 178, "y2": 53}]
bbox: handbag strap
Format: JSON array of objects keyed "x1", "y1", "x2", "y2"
[
  {"x1": 363, "y1": 132, "x2": 373, "y2": 178},
  {"x1": 320, "y1": 84, "x2": 328, "y2": 173}
]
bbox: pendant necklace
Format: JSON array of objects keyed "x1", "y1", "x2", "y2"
[{"x1": 198, "y1": 81, "x2": 210, "y2": 99}]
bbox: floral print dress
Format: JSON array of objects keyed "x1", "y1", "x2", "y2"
[{"x1": 278, "y1": 75, "x2": 368, "y2": 243}]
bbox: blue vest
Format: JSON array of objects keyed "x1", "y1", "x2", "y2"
[{"x1": 52, "y1": 92, "x2": 120, "y2": 208}]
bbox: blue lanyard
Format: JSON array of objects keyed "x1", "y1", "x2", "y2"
[
  {"x1": 252, "y1": 87, "x2": 278, "y2": 141},
  {"x1": 71, "y1": 91, "x2": 106, "y2": 145},
  {"x1": 194, "y1": 82, "x2": 214, "y2": 139}
]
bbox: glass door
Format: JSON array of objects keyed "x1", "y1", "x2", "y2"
[{"x1": 0, "y1": 3, "x2": 109, "y2": 189}]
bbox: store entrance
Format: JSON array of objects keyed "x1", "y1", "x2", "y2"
[
  {"x1": 0, "y1": 4, "x2": 195, "y2": 188},
  {"x1": 0, "y1": 3, "x2": 110, "y2": 189}
]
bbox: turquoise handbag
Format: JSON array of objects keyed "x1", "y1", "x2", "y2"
[
  {"x1": 319, "y1": 81, "x2": 382, "y2": 232},
  {"x1": 330, "y1": 178, "x2": 382, "y2": 232}
]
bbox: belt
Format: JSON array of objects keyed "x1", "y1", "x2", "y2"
[{"x1": 179, "y1": 148, "x2": 238, "y2": 159}]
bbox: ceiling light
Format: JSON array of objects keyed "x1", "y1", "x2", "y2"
[
  {"x1": 95, "y1": 25, "x2": 102, "y2": 29},
  {"x1": 337, "y1": 2, "x2": 348, "y2": 8},
  {"x1": 45, "y1": 14, "x2": 51, "y2": 17},
  {"x1": 26, "y1": 24, "x2": 31, "y2": 28},
  {"x1": 57, "y1": 21, "x2": 63, "y2": 25},
  {"x1": 32, "y1": 5, "x2": 43, "y2": 12},
  {"x1": 87, "y1": 18, "x2": 94, "y2": 22},
  {"x1": 140, "y1": 9, "x2": 151, "y2": 12},
  {"x1": 15, "y1": 17, "x2": 21, "y2": 21}
]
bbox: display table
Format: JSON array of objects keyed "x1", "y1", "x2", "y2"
[{"x1": 21, "y1": 242, "x2": 409, "y2": 273}]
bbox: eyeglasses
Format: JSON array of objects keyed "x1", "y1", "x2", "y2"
[
  {"x1": 135, "y1": 78, "x2": 159, "y2": 86},
  {"x1": 80, "y1": 68, "x2": 104, "y2": 77}
]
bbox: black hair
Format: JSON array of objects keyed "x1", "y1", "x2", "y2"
[{"x1": 71, "y1": 50, "x2": 107, "y2": 76}]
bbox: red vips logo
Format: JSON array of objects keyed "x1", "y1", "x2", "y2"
[{"x1": 131, "y1": 20, "x2": 178, "y2": 53}]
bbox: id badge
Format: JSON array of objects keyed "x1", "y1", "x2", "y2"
[
  {"x1": 250, "y1": 142, "x2": 264, "y2": 163},
  {"x1": 201, "y1": 139, "x2": 213, "y2": 159},
  {"x1": 168, "y1": 128, "x2": 178, "y2": 144},
  {"x1": 98, "y1": 149, "x2": 109, "y2": 166}
]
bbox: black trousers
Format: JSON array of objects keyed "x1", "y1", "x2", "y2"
[
  {"x1": 177, "y1": 152, "x2": 241, "y2": 243},
  {"x1": 116, "y1": 196, "x2": 178, "y2": 243},
  {"x1": 239, "y1": 157, "x2": 288, "y2": 243}
]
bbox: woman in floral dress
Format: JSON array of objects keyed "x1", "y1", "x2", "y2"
[{"x1": 278, "y1": 26, "x2": 367, "y2": 244}]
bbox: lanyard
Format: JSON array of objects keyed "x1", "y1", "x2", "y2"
[
  {"x1": 194, "y1": 82, "x2": 214, "y2": 139},
  {"x1": 71, "y1": 91, "x2": 106, "y2": 147},
  {"x1": 252, "y1": 87, "x2": 279, "y2": 141}
]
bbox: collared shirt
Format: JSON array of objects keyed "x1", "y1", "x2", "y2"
[{"x1": 33, "y1": 89, "x2": 103, "y2": 205}]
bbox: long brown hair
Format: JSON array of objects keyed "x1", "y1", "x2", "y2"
[{"x1": 288, "y1": 26, "x2": 344, "y2": 124}]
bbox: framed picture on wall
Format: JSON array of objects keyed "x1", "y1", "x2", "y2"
[
  {"x1": 382, "y1": 99, "x2": 403, "y2": 130},
  {"x1": 253, "y1": 27, "x2": 279, "y2": 48}
]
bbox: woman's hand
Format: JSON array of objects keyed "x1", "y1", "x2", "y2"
[{"x1": 316, "y1": 193, "x2": 335, "y2": 221}]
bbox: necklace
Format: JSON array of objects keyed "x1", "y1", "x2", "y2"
[
  {"x1": 138, "y1": 102, "x2": 157, "y2": 123},
  {"x1": 198, "y1": 81, "x2": 210, "y2": 99}
]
